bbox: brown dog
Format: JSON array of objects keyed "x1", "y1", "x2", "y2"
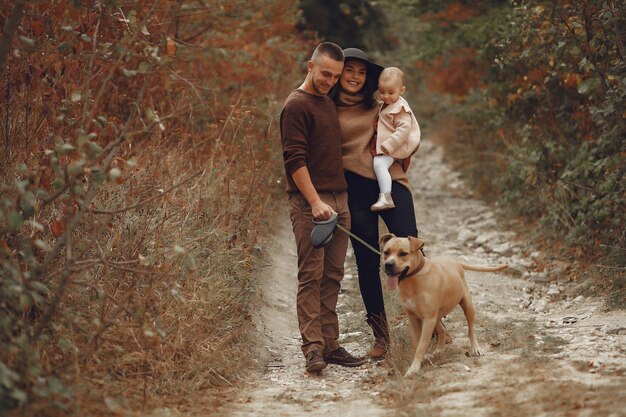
[{"x1": 380, "y1": 233, "x2": 508, "y2": 377}]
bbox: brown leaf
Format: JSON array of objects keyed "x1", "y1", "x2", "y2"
[
  {"x1": 50, "y1": 219, "x2": 65, "y2": 238},
  {"x1": 32, "y1": 19, "x2": 44, "y2": 37},
  {"x1": 69, "y1": 6, "x2": 80, "y2": 22},
  {"x1": 166, "y1": 36, "x2": 176, "y2": 56},
  {"x1": 0, "y1": 239, "x2": 10, "y2": 254}
]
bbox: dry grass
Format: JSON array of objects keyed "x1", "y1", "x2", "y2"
[
  {"x1": 374, "y1": 287, "x2": 570, "y2": 413},
  {"x1": 13, "y1": 132, "x2": 280, "y2": 416},
  {"x1": 1, "y1": 2, "x2": 313, "y2": 415}
]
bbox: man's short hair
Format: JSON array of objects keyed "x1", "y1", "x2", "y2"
[{"x1": 311, "y1": 42, "x2": 344, "y2": 63}]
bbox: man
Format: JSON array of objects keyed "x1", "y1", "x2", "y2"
[{"x1": 280, "y1": 42, "x2": 365, "y2": 373}]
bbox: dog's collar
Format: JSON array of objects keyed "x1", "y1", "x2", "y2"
[{"x1": 399, "y1": 256, "x2": 426, "y2": 282}]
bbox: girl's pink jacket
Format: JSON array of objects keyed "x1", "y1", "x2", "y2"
[{"x1": 375, "y1": 96, "x2": 421, "y2": 159}]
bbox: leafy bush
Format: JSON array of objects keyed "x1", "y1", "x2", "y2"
[
  {"x1": 0, "y1": 0, "x2": 310, "y2": 415},
  {"x1": 375, "y1": 1, "x2": 625, "y2": 280},
  {"x1": 490, "y1": 2, "x2": 626, "y2": 252}
]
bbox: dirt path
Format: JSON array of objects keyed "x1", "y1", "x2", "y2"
[{"x1": 223, "y1": 139, "x2": 626, "y2": 417}]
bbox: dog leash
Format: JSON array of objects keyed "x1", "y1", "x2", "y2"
[
  {"x1": 310, "y1": 213, "x2": 427, "y2": 259},
  {"x1": 336, "y1": 222, "x2": 381, "y2": 255}
]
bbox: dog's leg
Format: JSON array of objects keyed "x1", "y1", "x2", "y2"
[
  {"x1": 404, "y1": 317, "x2": 437, "y2": 378},
  {"x1": 434, "y1": 319, "x2": 447, "y2": 353},
  {"x1": 460, "y1": 296, "x2": 484, "y2": 357},
  {"x1": 407, "y1": 314, "x2": 422, "y2": 353}
]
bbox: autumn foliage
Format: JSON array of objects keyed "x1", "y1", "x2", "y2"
[
  {"x1": 417, "y1": 47, "x2": 484, "y2": 96},
  {"x1": 471, "y1": 2, "x2": 624, "y2": 254},
  {"x1": 0, "y1": 0, "x2": 312, "y2": 415},
  {"x1": 387, "y1": 0, "x2": 623, "y2": 266},
  {"x1": 367, "y1": 0, "x2": 625, "y2": 304}
]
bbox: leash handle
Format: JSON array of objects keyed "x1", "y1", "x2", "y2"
[
  {"x1": 311, "y1": 212, "x2": 381, "y2": 256},
  {"x1": 312, "y1": 212, "x2": 338, "y2": 225}
]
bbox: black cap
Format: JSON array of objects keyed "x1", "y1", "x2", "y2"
[{"x1": 342, "y1": 48, "x2": 384, "y2": 84}]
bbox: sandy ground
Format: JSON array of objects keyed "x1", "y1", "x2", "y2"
[{"x1": 221, "y1": 139, "x2": 626, "y2": 417}]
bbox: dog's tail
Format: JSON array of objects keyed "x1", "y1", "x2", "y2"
[{"x1": 460, "y1": 263, "x2": 508, "y2": 272}]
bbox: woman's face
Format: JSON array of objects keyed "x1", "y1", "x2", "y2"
[{"x1": 339, "y1": 60, "x2": 367, "y2": 94}]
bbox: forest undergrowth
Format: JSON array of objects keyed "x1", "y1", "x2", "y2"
[
  {"x1": 0, "y1": 1, "x2": 313, "y2": 415},
  {"x1": 370, "y1": 0, "x2": 626, "y2": 307},
  {"x1": 2, "y1": 1, "x2": 625, "y2": 416}
]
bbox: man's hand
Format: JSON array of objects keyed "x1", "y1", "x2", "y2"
[
  {"x1": 291, "y1": 166, "x2": 335, "y2": 221},
  {"x1": 311, "y1": 199, "x2": 334, "y2": 221}
]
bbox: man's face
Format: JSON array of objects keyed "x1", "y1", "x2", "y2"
[{"x1": 308, "y1": 55, "x2": 344, "y2": 96}]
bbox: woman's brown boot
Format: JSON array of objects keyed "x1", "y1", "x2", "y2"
[
  {"x1": 368, "y1": 338, "x2": 387, "y2": 359},
  {"x1": 366, "y1": 312, "x2": 389, "y2": 359}
]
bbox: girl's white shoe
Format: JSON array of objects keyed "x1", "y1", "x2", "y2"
[{"x1": 371, "y1": 193, "x2": 395, "y2": 212}]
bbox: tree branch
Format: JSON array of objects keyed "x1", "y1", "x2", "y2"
[
  {"x1": 89, "y1": 169, "x2": 204, "y2": 214},
  {"x1": 0, "y1": 0, "x2": 25, "y2": 71},
  {"x1": 612, "y1": 2, "x2": 626, "y2": 63},
  {"x1": 36, "y1": 82, "x2": 148, "y2": 284}
]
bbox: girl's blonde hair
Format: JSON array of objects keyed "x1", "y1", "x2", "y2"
[{"x1": 379, "y1": 67, "x2": 405, "y2": 86}]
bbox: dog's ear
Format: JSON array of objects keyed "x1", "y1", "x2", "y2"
[
  {"x1": 408, "y1": 236, "x2": 425, "y2": 253},
  {"x1": 379, "y1": 233, "x2": 396, "y2": 246}
]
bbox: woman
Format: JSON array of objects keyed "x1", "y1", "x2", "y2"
[{"x1": 330, "y1": 48, "x2": 419, "y2": 358}]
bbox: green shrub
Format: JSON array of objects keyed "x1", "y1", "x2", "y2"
[{"x1": 374, "y1": 0, "x2": 625, "y2": 273}]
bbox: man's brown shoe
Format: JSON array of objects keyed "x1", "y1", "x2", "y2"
[
  {"x1": 305, "y1": 350, "x2": 327, "y2": 373},
  {"x1": 323, "y1": 347, "x2": 366, "y2": 367}
]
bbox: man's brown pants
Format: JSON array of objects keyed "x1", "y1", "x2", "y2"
[{"x1": 288, "y1": 191, "x2": 350, "y2": 357}]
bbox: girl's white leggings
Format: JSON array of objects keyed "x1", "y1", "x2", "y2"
[{"x1": 373, "y1": 155, "x2": 394, "y2": 194}]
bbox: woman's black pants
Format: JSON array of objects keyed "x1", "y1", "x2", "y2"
[{"x1": 345, "y1": 171, "x2": 418, "y2": 319}]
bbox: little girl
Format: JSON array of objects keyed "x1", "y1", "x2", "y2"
[{"x1": 371, "y1": 67, "x2": 421, "y2": 211}]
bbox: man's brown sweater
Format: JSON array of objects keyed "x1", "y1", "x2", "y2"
[{"x1": 280, "y1": 89, "x2": 347, "y2": 194}]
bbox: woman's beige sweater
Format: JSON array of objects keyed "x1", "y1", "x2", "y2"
[{"x1": 336, "y1": 94, "x2": 411, "y2": 191}]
